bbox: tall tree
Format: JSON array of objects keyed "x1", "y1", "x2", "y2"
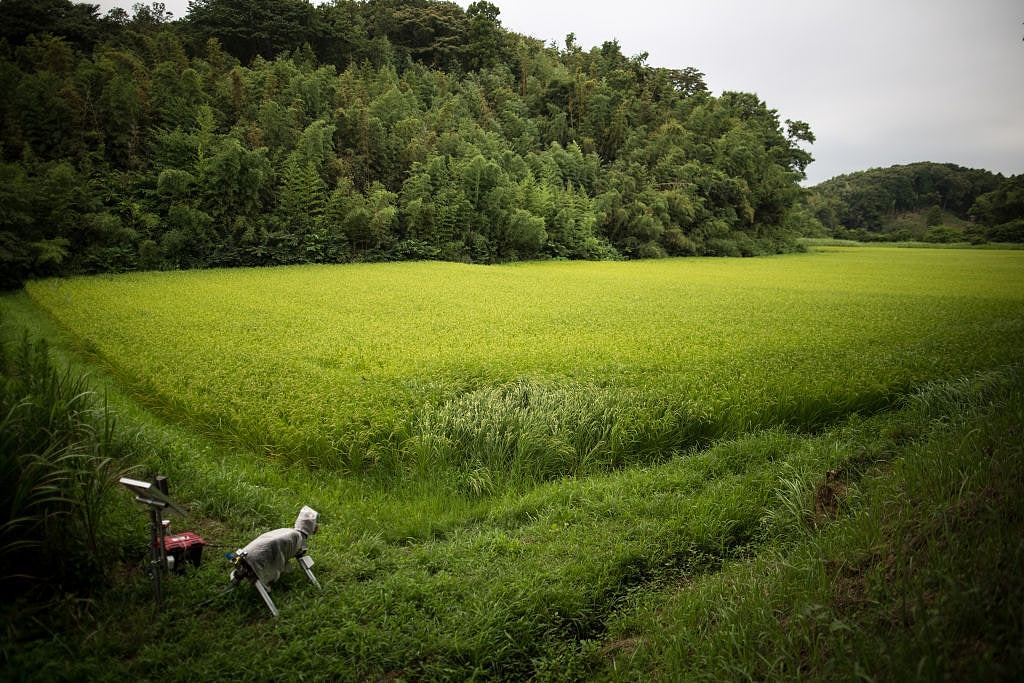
[
  {"x1": 185, "y1": 0, "x2": 318, "y2": 63},
  {"x1": 0, "y1": 0, "x2": 104, "y2": 50}
]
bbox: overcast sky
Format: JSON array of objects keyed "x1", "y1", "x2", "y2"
[{"x1": 93, "y1": 0, "x2": 1024, "y2": 184}]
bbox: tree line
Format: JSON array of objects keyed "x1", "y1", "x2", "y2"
[
  {"x1": 805, "y1": 162, "x2": 1024, "y2": 244},
  {"x1": 0, "y1": 0, "x2": 819, "y2": 288}
]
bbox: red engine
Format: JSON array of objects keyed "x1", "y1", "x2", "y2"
[{"x1": 163, "y1": 531, "x2": 206, "y2": 572}]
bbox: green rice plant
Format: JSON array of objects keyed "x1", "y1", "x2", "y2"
[
  {"x1": 409, "y1": 378, "x2": 619, "y2": 487},
  {"x1": 22, "y1": 248, "x2": 1024, "y2": 487}
]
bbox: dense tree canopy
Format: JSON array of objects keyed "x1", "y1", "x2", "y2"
[
  {"x1": 0, "y1": 0, "x2": 819, "y2": 287},
  {"x1": 805, "y1": 162, "x2": 1021, "y2": 243},
  {"x1": 968, "y1": 175, "x2": 1024, "y2": 242}
]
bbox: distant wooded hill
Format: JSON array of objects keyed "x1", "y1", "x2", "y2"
[
  {"x1": 0, "y1": 0, "x2": 819, "y2": 288},
  {"x1": 805, "y1": 162, "x2": 1024, "y2": 244}
]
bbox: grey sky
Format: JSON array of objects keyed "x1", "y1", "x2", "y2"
[{"x1": 94, "y1": 0, "x2": 1024, "y2": 184}]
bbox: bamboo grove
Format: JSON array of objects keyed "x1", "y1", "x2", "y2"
[{"x1": 0, "y1": 0, "x2": 818, "y2": 288}]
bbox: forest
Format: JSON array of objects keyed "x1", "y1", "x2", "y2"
[
  {"x1": 0, "y1": 0, "x2": 818, "y2": 289},
  {"x1": 806, "y1": 162, "x2": 1024, "y2": 243}
]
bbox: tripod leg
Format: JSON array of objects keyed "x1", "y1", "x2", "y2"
[
  {"x1": 253, "y1": 580, "x2": 279, "y2": 617},
  {"x1": 298, "y1": 555, "x2": 321, "y2": 589}
]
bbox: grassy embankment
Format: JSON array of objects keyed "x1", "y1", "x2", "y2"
[{"x1": 2, "y1": 246, "x2": 1023, "y2": 680}]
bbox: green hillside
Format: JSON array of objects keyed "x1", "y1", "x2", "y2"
[{"x1": 805, "y1": 162, "x2": 1023, "y2": 243}]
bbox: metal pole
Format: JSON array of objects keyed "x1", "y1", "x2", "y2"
[{"x1": 149, "y1": 506, "x2": 163, "y2": 604}]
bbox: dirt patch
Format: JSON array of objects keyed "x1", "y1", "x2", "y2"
[
  {"x1": 828, "y1": 558, "x2": 872, "y2": 614},
  {"x1": 814, "y1": 469, "x2": 848, "y2": 521}
]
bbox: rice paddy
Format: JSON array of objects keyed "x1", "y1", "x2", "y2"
[
  {"x1": 25, "y1": 247, "x2": 1024, "y2": 486},
  {"x1": 6, "y1": 245, "x2": 1024, "y2": 680}
]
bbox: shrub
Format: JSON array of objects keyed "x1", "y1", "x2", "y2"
[
  {"x1": 703, "y1": 237, "x2": 741, "y2": 256},
  {"x1": 922, "y1": 225, "x2": 964, "y2": 243},
  {"x1": 637, "y1": 241, "x2": 667, "y2": 259},
  {"x1": 987, "y1": 218, "x2": 1024, "y2": 243}
]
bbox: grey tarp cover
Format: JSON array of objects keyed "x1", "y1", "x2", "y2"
[
  {"x1": 294, "y1": 505, "x2": 318, "y2": 538},
  {"x1": 239, "y1": 506, "x2": 319, "y2": 586},
  {"x1": 239, "y1": 528, "x2": 304, "y2": 586}
]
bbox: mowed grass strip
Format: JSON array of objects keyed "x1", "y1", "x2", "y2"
[{"x1": 25, "y1": 247, "x2": 1024, "y2": 480}]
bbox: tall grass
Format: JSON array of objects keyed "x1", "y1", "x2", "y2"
[
  {"x1": 590, "y1": 366, "x2": 1024, "y2": 681},
  {"x1": 0, "y1": 328, "x2": 134, "y2": 595}
]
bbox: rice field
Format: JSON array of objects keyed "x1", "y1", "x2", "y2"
[
  {"x1": 25, "y1": 247, "x2": 1024, "y2": 486},
  {"x1": 8, "y1": 245, "x2": 1024, "y2": 681}
]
